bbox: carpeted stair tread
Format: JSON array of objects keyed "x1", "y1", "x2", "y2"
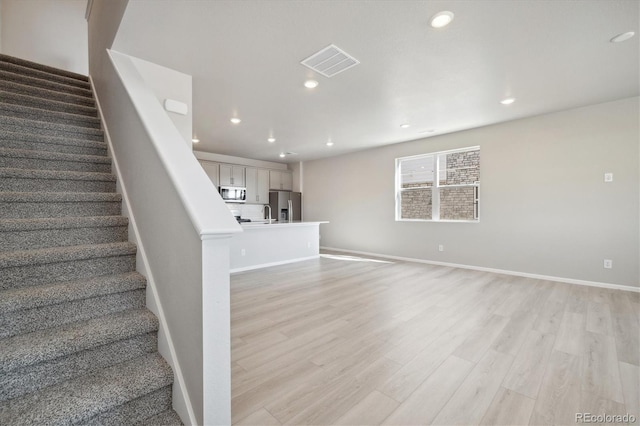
[
  {"x1": 137, "y1": 409, "x2": 184, "y2": 425},
  {"x1": 2, "y1": 288, "x2": 145, "y2": 339},
  {"x1": 0, "y1": 308, "x2": 158, "y2": 374},
  {"x1": 0, "y1": 168, "x2": 116, "y2": 193},
  {"x1": 0, "y1": 215, "x2": 127, "y2": 233},
  {"x1": 0, "y1": 130, "x2": 107, "y2": 156},
  {"x1": 0, "y1": 192, "x2": 122, "y2": 219},
  {"x1": 0, "y1": 333, "x2": 158, "y2": 403},
  {"x1": 0, "y1": 167, "x2": 115, "y2": 182},
  {"x1": 0, "y1": 216, "x2": 128, "y2": 251},
  {"x1": 0, "y1": 272, "x2": 145, "y2": 313},
  {"x1": 0, "y1": 147, "x2": 110, "y2": 165},
  {"x1": 0, "y1": 147, "x2": 111, "y2": 174},
  {"x1": 0, "y1": 191, "x2": 121, "y2": 203},
  {"x1": 0, "y1": 69, "x2": 93, "y2": 99},
  {"x1": 0, "y1": 90, "x2": 97, "y2": 117},
  {"x1": 0, "y1": 60, "x2": 91, "y2": 90},
  {"x1": 82, "y1": 385, "x2": 173, "y2": 426},
  {"x1": 0, "y1": 102, "x2": 101, "y2": 129},
  {"x1": 0, "y1": 241, "x2": 136, "y2": 269},
  {"x1": 0, "y1": 53, "x2": 89, "y2": 83},
  {"x1": 0, "y1": 79, "x2": 95, "y2": 107},
  {"x1": 0, "y1": 115, "x2": 104, "y2": 141},
  {"x1": 0, "y1": 352, "x2": 172, "y2": 425}
]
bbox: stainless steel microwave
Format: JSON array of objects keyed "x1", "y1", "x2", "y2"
[{"x1": 219, "y1": 186, "x2": 246, "y2": 203}]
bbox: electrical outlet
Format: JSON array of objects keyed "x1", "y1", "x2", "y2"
[
  {"x1": 241, "y1": 249, "x2": 246, "y2": 256},
  {"x1": 438, "y1": 245, "x2": 444, "y2": 252},
  {"x1": 603, "y1": 259, "x2": 612, "y2": 269},
  {"x1": 604, "y1": 173, "x2": 613, "y2": 183}
]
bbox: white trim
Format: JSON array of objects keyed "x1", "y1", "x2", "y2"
[
  {"x1": 321, "y1": 246, "x2": 640, "y2": 293},
  {"x1": 230, "y1": 255, "x2": 319, "y2": 274},
  {"x1": 89, "y1": 76, "x2": 198, "y2": 426}
]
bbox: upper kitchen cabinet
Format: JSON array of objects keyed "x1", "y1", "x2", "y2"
[
  {"x1": 245, "y1": 167, "x2": 270, "y2": 204},
  {"x1": 220, "y1": 164, "x2": 245, "y2": 187},
  {"x1": 200, "y1": 161, "x2": 219, "y2": 188},
  {"x1": 269, "y1": 170, "x2": 293, "y2": 191}
]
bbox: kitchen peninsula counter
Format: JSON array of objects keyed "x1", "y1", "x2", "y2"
[{"x1": 230, "y1": 221, "x2": 328, "y2": 272}]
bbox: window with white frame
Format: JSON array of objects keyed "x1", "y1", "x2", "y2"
[{"x1": 396, "y1": 146, "x2": 480, "y2": 221}]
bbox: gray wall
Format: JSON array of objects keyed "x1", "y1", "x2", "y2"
[
  {"x1": 1, "y1": 0, "x2": 88, "y2": 74},
  {"x1": 304, "y1": 97, "x2": 639, "y2": 288}
]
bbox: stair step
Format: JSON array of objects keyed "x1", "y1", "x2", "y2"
[
  {"x1": 0, "y1": 60, "x2": 91, "y2": 90},
  {"x1": 0, "y1": 130, "x2": 107, "y2": 156},
  {"x1": 0, "y1": 192, "x2": 122, "y2": 219},
  {"x1": 0, "y1": 116, "x2": 104, "y2": 142},
  {"x1": 0, "y1": 102, "x2": 101, "y2": 129},
  {"x1": 0, "y1": 91, "x2": 97, "y2": 117},
  {"x1": 0, "y1": 53, "x2": 89, "y2": 83},
  {"x1": 0, "y1": 79, "x2": 95, "y2": 107},
  {"x1": 0, "y1": 147, "x2": 111, "y2": 173},
  {"x1": 1, "y1": 288, "x2": 145, "y2": 339},
  {"x1": 0, "y1": 352, "x2": 172, "y2": 425},
  {"x1": 0, "y1": 308, "x2": 158, "y2": 374},
  {"x1": 0, "y1": 332, "x2": 157, "y2": 402},
  {"x1": 0, "y1": 168, "x2": 116, "y2": 193},
  {"x1": 85, "y1": 386, "x2": 175, "y2": 426},
  {"x1": 0, "y1": 215, "x2": 128, "y2": 253},
  {"x1": 137, "y1": 408, "x2": 184, "y2": 425},
  {"x1": 0, "y1": 271, "x2": 145, "y2": 313},
  {"x1": 0, "y1": 242, "x2": 136, "y2": 290},
  {"x1": 0, "y1": 69, "x2": 92, "y2": 99}
]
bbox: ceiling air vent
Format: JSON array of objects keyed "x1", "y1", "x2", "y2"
[{"x1": 300, "y1": 44, "x2": 360, "y2": 78}]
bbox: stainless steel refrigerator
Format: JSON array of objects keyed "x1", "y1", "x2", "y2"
[{"x1": 269, "y1": 191, "x2": 302, "y2": 222}]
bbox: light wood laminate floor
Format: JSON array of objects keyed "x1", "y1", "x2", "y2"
[{"x1": 230, "y1": 252, "x2": 640, "y2": 425}]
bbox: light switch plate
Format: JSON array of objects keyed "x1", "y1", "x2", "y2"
[{"x1": 604, "y1": 173, "x2": 613, "y2": 182}]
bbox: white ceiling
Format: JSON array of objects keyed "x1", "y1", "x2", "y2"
[{"x1": 113, "y1": 0, "x2": 639, "y2": 163}]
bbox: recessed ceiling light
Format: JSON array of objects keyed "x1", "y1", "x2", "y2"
[
  {"x1": 610, "y1": 31, "x2": 635, "y2": 43},
  {"x1": 400, "y1": 123, "x2": 411, "y2": 128},
  {"x1": 230, "y1": 117, "x2": 241, "y2": 124},
  {"x1": 267, "y1": 137, "x2": 276, "y2": 143},
  {"x1": 304, "y1": 80, "x2": 319, "y2": 89},
  {"x1": 279, "y1": 153, "x2": 285, "y2": 158},
  {"x1": 500, "y1": 97, "x2": 516, "y2": 105},
  {"x1": 430, "y1": 11, "x2": 454, "y2": 29},
  {"x1": 326, "y1": 141, "x2": 334, "y2": 147},
  {"x1": 191, "y1": 137, "x2": 200, "y2": 143}
]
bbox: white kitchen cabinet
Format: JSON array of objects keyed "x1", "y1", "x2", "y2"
[
  {"x1": 282, "y1": 171, "x2": 293, "y2": 191},
  {"x1": 219, "y1": 164, "x2": 245, "y2": 187},
  {"x1": 257, "y1": 169, "x2": 270, "y2": 202},
  {"x1": 245, "y1": 168, "x2": 270, "y2": 204},
  {"x1": 269, "y1": 170, "x2": 293, "y2": 191},
  {"x1": 200, "y1": 161, "x2": 219, "y2": 188}
]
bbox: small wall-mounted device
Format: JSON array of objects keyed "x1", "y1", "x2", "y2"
[{"x1": 163, "y1": 99, "x2": 188, "y2": 116}]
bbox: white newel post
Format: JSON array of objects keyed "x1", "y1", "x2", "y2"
[{"x1": 201, "y1": 234, "x2": 234, "y2": 426}]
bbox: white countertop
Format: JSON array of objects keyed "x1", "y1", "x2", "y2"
[{"x1": 240, "y1": 220, "x2": 328, "y2": 229}]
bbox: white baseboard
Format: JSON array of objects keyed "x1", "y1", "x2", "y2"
[
  {"x1": 90, "y1": 76, "x2": 197, "y2": 426},
  {"x1": 230, "y1": 255, "x2": 320, "y2": 274},
  {"x1": 321, "y1": 246, "x2": 640, "y2": 293}
]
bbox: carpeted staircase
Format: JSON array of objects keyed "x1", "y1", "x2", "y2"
[{"x1": 0, "y1": 54, "x2": 183, "y2": 425}]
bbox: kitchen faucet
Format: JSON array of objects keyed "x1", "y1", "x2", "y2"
[{"x1": 264, "y1": 204, "x2": 272, "y2": 223}]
